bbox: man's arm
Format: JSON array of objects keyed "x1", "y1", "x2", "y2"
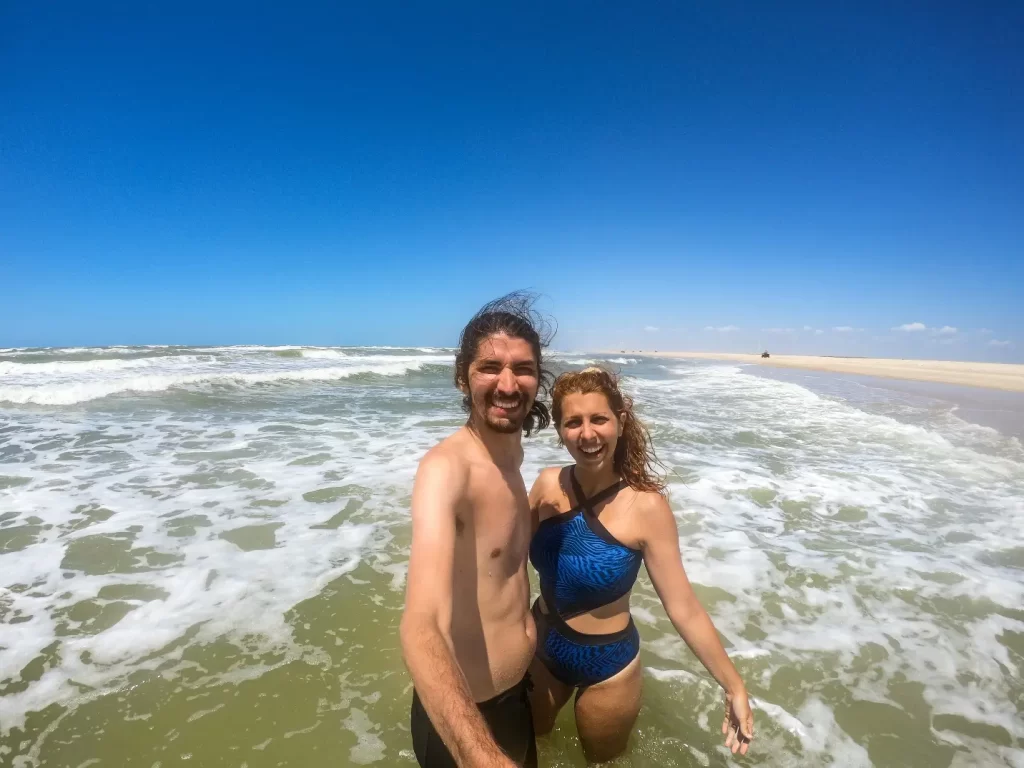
[{"x1": 399, "y1": 451, "x2": 515, "y2": 768}]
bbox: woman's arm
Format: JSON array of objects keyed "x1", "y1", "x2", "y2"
[
  {"x1": 640, "y1": 493, "x2": 754, "y2": 754},
  {"x1": 527, "y1": 466, "x2": 561, "y2": 534}
]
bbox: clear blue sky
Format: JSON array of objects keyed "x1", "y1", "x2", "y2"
[{"x1": 3, "y1": 2, "x2": 1022, "y2": 360}]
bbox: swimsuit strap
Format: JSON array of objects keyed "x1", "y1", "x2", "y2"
[{"x1": 569, "y1": 466, "x2": 626, "y2": 515}]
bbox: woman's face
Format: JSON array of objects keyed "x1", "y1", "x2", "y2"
[{"x1": 557, "y1": 391, "x2": 623, "y2": 472}]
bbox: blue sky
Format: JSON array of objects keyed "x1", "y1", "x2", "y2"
[{"x1": 2, "y1": 2, "x2": 1022, "y2": 361}]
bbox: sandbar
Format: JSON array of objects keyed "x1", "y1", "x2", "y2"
[{"x1": 614, "y1": 352, "x2": 1024, "y2": 392}]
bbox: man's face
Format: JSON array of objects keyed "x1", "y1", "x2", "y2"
[{"x1": 465, "y1": 333, "x2": 539, "y2": 434}]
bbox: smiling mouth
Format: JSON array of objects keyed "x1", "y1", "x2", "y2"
[
  {"x1": 490, "y1": 396, "x2": 522, "y2": 411},
  {"x1": 579, "y1": 444, "x2": 605, "y2": 458}
]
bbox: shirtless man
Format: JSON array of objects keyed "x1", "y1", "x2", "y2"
[{"x1": 400, "y1": 294, "x2": 553, "y2": 768}]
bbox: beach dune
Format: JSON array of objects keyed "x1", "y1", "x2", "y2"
[{"x1": 622, "y1": 352, "x2": 1024, "y2": 393}]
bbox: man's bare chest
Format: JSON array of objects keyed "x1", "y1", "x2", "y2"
[{"x1": 455, "y1": 479, "x2": 530, "y2": 572}]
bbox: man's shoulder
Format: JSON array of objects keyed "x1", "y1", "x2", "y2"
[{"x1": 416, "y1": 430, "x2": 474, "y2": 482}]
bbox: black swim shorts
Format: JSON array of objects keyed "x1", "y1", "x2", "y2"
[{"x1": 410, "y1": 676, "x2": 537, "y2": 768}]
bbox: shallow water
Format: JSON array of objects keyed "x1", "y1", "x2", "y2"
[{"x1": 1, "y1": 347, "x2": 1022, "y2": 766}]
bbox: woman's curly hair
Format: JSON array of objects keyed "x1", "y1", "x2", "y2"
[{"x1": 551, "y1": 367, "x2": 666, "y2": 494}]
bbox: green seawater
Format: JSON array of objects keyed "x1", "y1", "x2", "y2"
[{"x1": 2, "y1": 346, "x2": 1023, "y2": 767}]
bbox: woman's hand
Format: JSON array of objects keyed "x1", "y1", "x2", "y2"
[{"x1": 721, "y1": 687, "x2": 754, "y2": 755}]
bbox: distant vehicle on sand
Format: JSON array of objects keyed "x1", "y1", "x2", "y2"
[{"x1": 761, "y1": 351, "x2": 770, "y2": 358}]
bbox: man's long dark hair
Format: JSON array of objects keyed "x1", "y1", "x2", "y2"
[{"x1": 454, "y1": 291, "x2": 555, "y2": 436}]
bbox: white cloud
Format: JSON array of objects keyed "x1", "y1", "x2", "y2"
[
  {"x1": 704, "y1": 325, "x2": 739, "y2": 333},
  {"x1": 893, "y1": 322, "x2": 957, "y2": 335},
  {"x1": 802, "y1": 326, "x2": 813, "y2": 331},
  {"x1": 814, "y1": 329, "x2": 824, "y2": 335},
  {"x1": 763, "y1": 327, "x2": 795, "y2": 334},
  {"x1": 980, "y1": 328, "x2": 993, "y2": 335},
  {"x1": 833, "y1": 326, "x2": 861, "y2": 333},
  {"x1": 643, "y1": 325, "x2": 659, "y2": 332},
  {"x1": 988, "y1": 339, "x2": 1013, "y2": 348}
]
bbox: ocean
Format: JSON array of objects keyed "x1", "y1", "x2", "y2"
[{"x1": 1, "y1": 346, "x2": 1022, "y2": 767}]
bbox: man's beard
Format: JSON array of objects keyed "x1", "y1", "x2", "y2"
[
  {"x1": 483, "y1": 412, "x2": 523, "y2": 434},
  {"x1": 475, "y1": 393, "x2": 530, "y2": 434}
]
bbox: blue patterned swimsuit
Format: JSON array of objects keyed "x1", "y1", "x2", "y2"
[{"x1": 528, "y1": 468, "x2": 642, "y2": 689}]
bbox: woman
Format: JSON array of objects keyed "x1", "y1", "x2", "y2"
[{"x1": 528, "y1": 367, "x2": 753, "y2": 763}]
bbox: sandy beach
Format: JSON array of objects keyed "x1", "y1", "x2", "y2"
[{"x1": 616, "y1": 352, "x2": 1024, "y2": 392}]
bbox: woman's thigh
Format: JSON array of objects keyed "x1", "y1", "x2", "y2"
[
  {"x1": 527, "y1": 655, "x2": 574, "y2": 735},
  {"x1": 574, "y1": 655, "x2": 643, "y2": 763}
]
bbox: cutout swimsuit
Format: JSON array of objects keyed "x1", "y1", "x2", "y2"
[{"x1": 529, "y1": 468, "x2": 643, "y2": 689}]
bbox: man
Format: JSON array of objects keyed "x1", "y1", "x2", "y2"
[{"x1": 400, "y1": 293, "x2": 553, "y2": 768}]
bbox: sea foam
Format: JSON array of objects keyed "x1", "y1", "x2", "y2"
[{"x1": 1, "y1": 348, "x2": 1022, "y2": 766}]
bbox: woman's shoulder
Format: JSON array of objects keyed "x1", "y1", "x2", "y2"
[
  {"x1": 620, "y1": 482, "x2": 668, "y2": 506},
  {"x1": 537, "y1": 465, "x2": 565, "y2": 480},
  {"x1": 532, "y1": 465, "x2": 568, "y2": 496},
  {"x1": 621, "y1": 485, "x2": 674, "y2": 530},
  {"x1": 530, "y1": 466, "x2": 573, "y2": 529}
]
